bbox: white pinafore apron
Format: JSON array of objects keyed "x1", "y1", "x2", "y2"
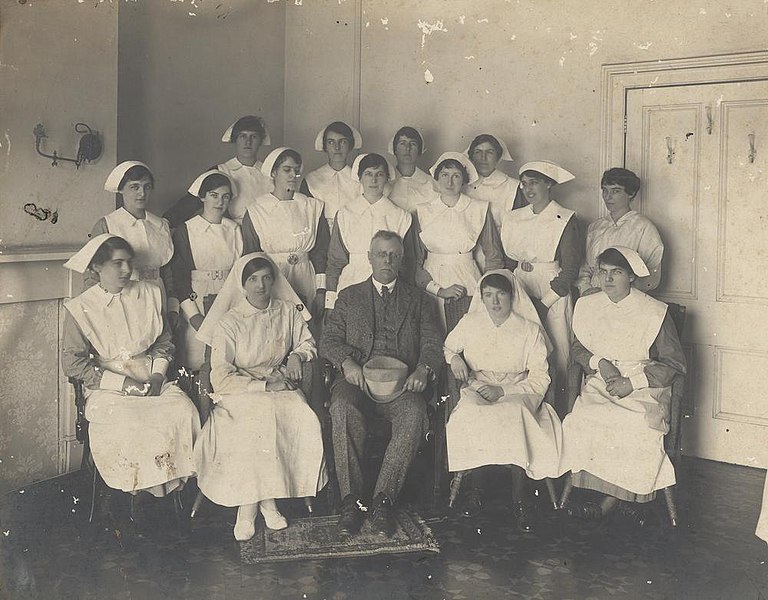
[
  {"x1": 177, "y1": 216, "x2": 241, "y2": 370},
  {"x1": 500, "y1": 201, "x2": 574, "y2": 382},
  {"x1": 245, "y1": 193, "x2": 324, "y2": 306},
  {"x1": 562, "y1": 289, "x2": 675, "y2": 495},
  {"x1": 417, "y1": 195, "x2": 486, "y2": 327},
  {"x1": 104, "y1": 208, "x2": 174, "y2": 307},
  {"x1": 65, "y1": 282, "x2": 200, "y2": 494}
]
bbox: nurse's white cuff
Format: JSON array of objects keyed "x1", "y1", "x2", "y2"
[
  {"x1": 247, "y1": 379, "x2": 267, "y2": 393},
  {"x1": 426, "y1": 281, "x2": 441, "y2": 297},
  {"x1": 325, "y1": 291, "x2": 337, "y2": 309},
  {"x1": 315, "y1": 273, "x2": 327, "y2": 290},
  {"x1": 629, "y1": 373, "x2": 649, "y2": 391},
  {"x1": 541, "y1": 288, "x2": 561, "y2": 309},
  {"x1": 180, "y1": 298, "x2": 201, "y2": 321},
  {"x1": 151, "y1": 357, "x2": 170, "y2": 377},
  {"x1": 290, "y1": 349, "x2": 313, "y2": 363},
  {"x1": 167, "y1": 297, "x2": 180, "y2": 314},
  {"x1": 589, "y1": 355, "x2": 603, "y2": 371},
  {"x1": 100, "y1": 370, "x2": 126, "y2": 391}
]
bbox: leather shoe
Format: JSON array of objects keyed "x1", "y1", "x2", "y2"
[
  {"x1": 336, "y1": 494, "x2": 366, "y2": 540},
  {"x1": 513, "y1": 500, "x2": 535, "y2": 533},
  {"x1": 617, "y1": 501, "x2": 647, "y2": 527},
  {"x1": 461, "y1": 489, "x2": 483, "y2": 518},
  {"x1": 566, "y1": 501, "x2": 604, "y2": 521},
  {"x1": 369, "y1": 493, "x2": 394, "y2": 538}
]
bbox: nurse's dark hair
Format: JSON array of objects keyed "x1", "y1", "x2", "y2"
[
  {"x1": 198, "y1": 173, "x2": 232, "y2": 199},
  {"x1": 601, "y1": 167, "x2": 641, "y2": 197},
  {"x1": 597, "y1": 248, "x2": 635, "y2": 276},
  {"x1": 392, "y1": 126, "x2": 423, "y2": 154},
  {"x1": 230, "y1": 115, "x2": 266, "y2": 142},
  {"x1": 323, "y1": 121, "x2": 354, "y2": 146},
  {"x1": 468, "y1": 133, "x2": 503, "y2": 158},
  {"x1": 520, "y1": 170, "x2": 557, "y2": 187},
  {"x1": 433, "y1": 159, "x2": 469, "y2": 185},
  {"x1": 241, "y1": 257, "x2": 275, "y2": 286},
  {"x1": 271, "y1": 149, "x2": 303, "y2": 177},
  {"x1": 117, "y1": 165, "x2": 154, "y2": 192},
  {"x1": 357, "y1": 153, "x2": 390, "y2": 180},
  {"x1": 89, "y1": 236, "x2": 135, "y2": 270},
  {"x1": 480, "y1": 273, "x2": 514, "y2": 295}
]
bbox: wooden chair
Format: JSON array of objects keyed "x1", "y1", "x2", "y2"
[
  {"x1": 69, "y1": 377, "x2": 100, "y2": 523},
  {"x1": 559, "y1": 302, "x2": 687, "y2": 526},
  {"x1": 442, "y1": 363, "x2": 560, "y2": 511}
]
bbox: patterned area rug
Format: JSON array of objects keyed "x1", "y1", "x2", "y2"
[{"x1": 240, "y1": 509, "x2": 440, "y2": 563}]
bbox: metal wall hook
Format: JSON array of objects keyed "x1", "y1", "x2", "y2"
[
  {"x1": 33, "y1": 122, "x2": 102, "y2": 168},
  {"x1": 748, "y1": 133, "x2": 756, "y2": 163},
  {"x1": 666, "y1": 137, "x2": 676, "y2": 164}
]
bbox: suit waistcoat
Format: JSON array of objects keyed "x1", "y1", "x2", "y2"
[{"x1": 371, "y1": 286, "x2": 399, "y2": 358}]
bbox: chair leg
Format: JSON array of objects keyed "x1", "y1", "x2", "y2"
[
  {"x1": 448, "y1": 471, "x2": 466, "y2": 508},
  {"x1": 173, "y1": 489, "x2": 184, "y2": 516},
  {"x1": 559, "y1": 475, "x2": 574, "y2": 509},
  {"x1": 545, "y1": 478, "x2": 559, "y2": 510},
  {"x1": 88, "y1": 465, "x2": 98, "y2": 524},
  {"x1": 663, "y1": 486, "x2": 678, "y2": 527},
  {"x1": 190, "y1": 490, "x2": 205, "y2": 519}
]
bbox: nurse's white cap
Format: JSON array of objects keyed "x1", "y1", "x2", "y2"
[
  {"x1": 429, "y1": 151, "x2": 479, "y2": 185},
  {"x1": 221, "y1": 116, "x2": 272, "y2": 145},
  {"x1": 187, "y1": 170, "x2": 238, "y2": 197},
  {"x1": 518, "y1": 160, "x2": 575, "y2": 184},
  {"x1": 314, "y1": 121, "x2": 363, "y2": 152},
  {"x1": 463, "y1": 133, "x2": 513, "y2": 162},
  {"x1": 603, "y1": 246, "x2": 651, "y2": 277},
  {"x1": 350, "y1": 153, "x2": 396, "y2": 182},
  {"x1": 104, "y1": 161, "x2": 151, "y2": 194},
  {"x1": 260, "y1": 147, "x2": 302, "y2": 178},
  {"x1": 63, "y1": 233, "x2": 120, "y2": 273}
]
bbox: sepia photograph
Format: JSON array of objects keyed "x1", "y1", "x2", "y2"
[{"x1": 0, "y1": 0, "x2": 767, "y2": 598}]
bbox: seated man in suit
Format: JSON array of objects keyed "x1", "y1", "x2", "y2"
[{"x1": 320, "y1": 230, "x2": 444, "y2": 538}]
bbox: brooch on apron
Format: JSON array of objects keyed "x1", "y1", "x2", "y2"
[{"x1": 287, "y1": 253, "x2": 299, "y2": 266}]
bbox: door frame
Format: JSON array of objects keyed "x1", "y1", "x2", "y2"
[
  {"x1": 602, "y1": 52, "x2": 768, "y2": 462},
  {"x1": 600, "y1": 50, "x2": 768, "y2": 219}
]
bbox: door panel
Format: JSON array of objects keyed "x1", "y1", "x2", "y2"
[{"x1": 625, "y1": 80, "x2": 768, "y2": 468}]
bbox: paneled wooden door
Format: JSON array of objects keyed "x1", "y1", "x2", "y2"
[{"x1": 625, "y1": 81, "x2": 768, "y2": 468}]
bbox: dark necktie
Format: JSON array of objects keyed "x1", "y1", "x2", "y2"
[{"x1": 381, "y1": 285, "x2": 390, "y2": 303}]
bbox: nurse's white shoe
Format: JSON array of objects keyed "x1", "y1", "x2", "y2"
[
  {"x1": 234, "y1": 503, "x2": 259, "y2": 541},
  {"x1": 260, "y1": 498, "x2": 288, "y2": 531}
]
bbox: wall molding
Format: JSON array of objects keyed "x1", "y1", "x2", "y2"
[
  {"x1": 0, "y1": 247, "x2": 80, "y2": 305},
  {"x1": 713, "y1": 346, "x2": 768, "y2": 427},
  {"x1": 638, "y1": 102, "x2": 700, "y2": 300}
]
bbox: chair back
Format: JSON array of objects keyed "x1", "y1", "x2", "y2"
[
  {"x1": 664, "y1": 302, "x2": 687, "y2": 466},
  {"x1": 68, "y1": 377, "x2": 88, "y2": 443}
]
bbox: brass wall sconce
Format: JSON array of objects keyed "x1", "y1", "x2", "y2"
[{"x1": 33, "y1": 122, "x2": 102, "y2": 168}]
